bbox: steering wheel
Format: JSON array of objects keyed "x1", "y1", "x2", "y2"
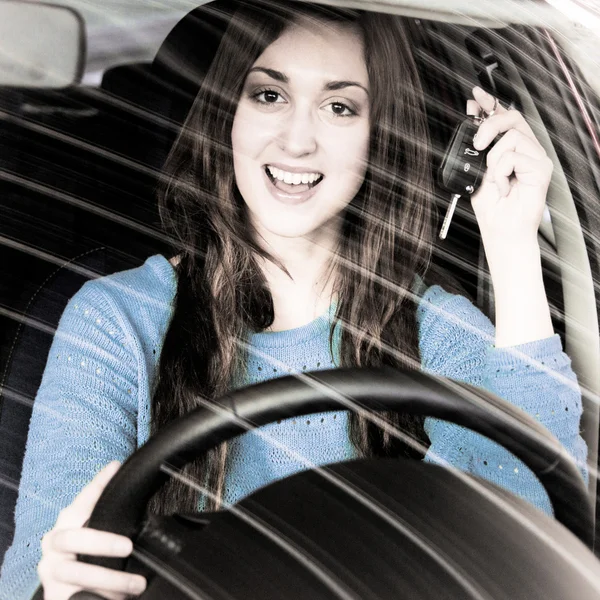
[{"x1": 47, "y1": 367, "x2": 596, "y2": 599}]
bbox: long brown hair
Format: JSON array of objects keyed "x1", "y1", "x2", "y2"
[{"x1": 150, "y1": 0, "x2": 436, "y2": 515}]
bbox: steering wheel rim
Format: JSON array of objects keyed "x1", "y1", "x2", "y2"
[{"x1": 83, "y1": 366, "x2": 593, "y2": 573}]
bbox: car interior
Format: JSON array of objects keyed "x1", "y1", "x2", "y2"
[{"x1": 0, "y1": 0, "x2": 599, "y2": 584}]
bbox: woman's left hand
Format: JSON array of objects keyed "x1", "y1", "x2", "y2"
[{"x1": 467, "y1": 86, "x2": 554, "y2": 266}]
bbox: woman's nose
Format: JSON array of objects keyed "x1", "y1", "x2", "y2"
[{"x1": 277, "y1": 106, "x2": 318, "y2": 157}]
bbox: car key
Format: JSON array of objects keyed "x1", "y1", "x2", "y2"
[{"x1": 437, "y1": 114, "x2": 498, "y2": 239}]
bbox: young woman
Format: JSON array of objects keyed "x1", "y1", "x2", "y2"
[{"x1": 0, "y1": 2, "x2": 588, "y2": 599}]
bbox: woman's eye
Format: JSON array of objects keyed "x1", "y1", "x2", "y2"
[
  {"x1": 324, "y1": 102, "x2": 357, "y2": 118},
  {"x1": 252, "y1": 89, "x2": 285, "y2": 105}
]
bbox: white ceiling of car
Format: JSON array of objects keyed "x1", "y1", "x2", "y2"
[
  {"x1": 52, "y1": 0, "x2": 600, "y2": 28},
  {"x1": 47, "y1": 1, "x2": 199, "y2": 30},
  {"x1": 38, "y1": 0, "x2": 598, "y2": 85}
]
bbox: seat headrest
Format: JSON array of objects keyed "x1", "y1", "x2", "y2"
[{"x1": 152, "y1": 0, "x2": 239, "y2": 95}]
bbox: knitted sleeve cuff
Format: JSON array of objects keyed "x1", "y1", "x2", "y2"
[{"x1": 485, "y1": 334, "x2": 571, "y2": 373}]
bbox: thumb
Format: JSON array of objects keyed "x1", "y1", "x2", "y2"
[{"x1": 57, "y1": 461, "x2": 122, "y2": 528}]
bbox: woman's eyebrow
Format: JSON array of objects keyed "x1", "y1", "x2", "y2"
[
  {"x1": 324, "y1": 80, "x2": 369, "y2": 96},
  {"x1": 247, "y1": 67, "x2": 369, "y2": 96},
  {"x1": 248, "y1": 67, "x2": 289, "y2": 82}
]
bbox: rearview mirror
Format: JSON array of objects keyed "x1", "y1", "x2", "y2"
[{"x1": 0, "y1": 1, "x2": 85, "y2": 88}]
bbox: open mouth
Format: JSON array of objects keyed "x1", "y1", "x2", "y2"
[{"x1": 264, "y1": 165, "x2": 324, "y2": 193}]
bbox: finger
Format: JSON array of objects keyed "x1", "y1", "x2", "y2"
[
  {"x1": 41, "y1": 529, "x2": 75, "y2": 561},
  {"x1": 472, "y1": 86, "x2": 509, "y2": 117},
  {"x1": 485, "y1": 129, "x2": 547, "y2": 176},
  {"x1": 52, "y1": 560, "x2": 147, "y2": 596},
  {"x1": 469, "y1": 86, "x2": 542, "y2": 148},
  {"x1": 50, "y1": 528, "x2": 133, "y2": 557},
  {"x1": 87, "y1": 589, "x2": 129, "y2": 600},
  {"x1": 41, "y1": 585, "x2": 127, "y2": 600},
  {"x1": 493, "y1": 151, "x2": 553, "y2": 196},
  {"x1": 474, "y1": 111, "x2": 540, "y2": 153},
  {"x1": 56, "y1": 462, "x2": 121, "y2": 528},
  {"x1": 42, "y1": 579, "x2": 127, "y2": 600}
]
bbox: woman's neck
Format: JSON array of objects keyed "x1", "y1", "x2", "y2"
[
  {"x1": 256, "y1": 225, "x2": 340, "y2": 332},
  {"x1": 169, "y1": 222, "x2": 342, "y2": 332}
]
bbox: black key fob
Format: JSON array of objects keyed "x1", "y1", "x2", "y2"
[{"x1": 438, "y1": 116, "x2": 490, "y2": 196}]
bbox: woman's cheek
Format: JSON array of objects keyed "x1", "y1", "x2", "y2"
[
  {"x1": 332, "y1": 123, "x2": 369, "y2": 172},
  {"x1": 231, "y1": 106, "x2": 270, "y2": 155}
]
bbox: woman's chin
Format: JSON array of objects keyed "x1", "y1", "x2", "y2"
[
  {"x1": 243, "y1": 185, "x2": 349, "y2": 242},
  {"x1": 251, "y1": 211, "x2": 344, "y2": 245},
  {"x1": 256, "y1": 218, "x2": 319, "y2": 240}
]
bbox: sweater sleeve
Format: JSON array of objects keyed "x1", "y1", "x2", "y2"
[
  {"x1": 0, "y1": 282, "x2": 140, "y2": 600},
  {"x1": 418, "y1": 285, "x2": 588, "y2": 517}
]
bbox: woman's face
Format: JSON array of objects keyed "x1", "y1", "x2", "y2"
[{"x1": 231, "y1": 19, "x2": 370, "y2": 242}]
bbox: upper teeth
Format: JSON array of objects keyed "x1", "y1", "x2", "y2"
[{"x1": 267, "y1": 165, "x2": 322, "y2": 185}]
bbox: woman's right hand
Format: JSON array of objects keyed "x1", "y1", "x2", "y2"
[{"x1": 37, "y1": 461, "x2": 147, "y2": 600}]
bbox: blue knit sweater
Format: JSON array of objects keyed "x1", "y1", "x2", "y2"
[{"x1": 0, "y1": 254, "x2": 588, "y2": 600}]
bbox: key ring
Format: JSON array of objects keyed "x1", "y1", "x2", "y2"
[
  {"x1": 472, "y1": 96, "x2": 499, "y2": 124},
  {"x1": 484, "y1": 96, "x2": 500, "y2": 118}
]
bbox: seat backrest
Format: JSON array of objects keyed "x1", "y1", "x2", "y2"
[{"x1": 97, "y1": 1, "x2": 239, "y2": 173}]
